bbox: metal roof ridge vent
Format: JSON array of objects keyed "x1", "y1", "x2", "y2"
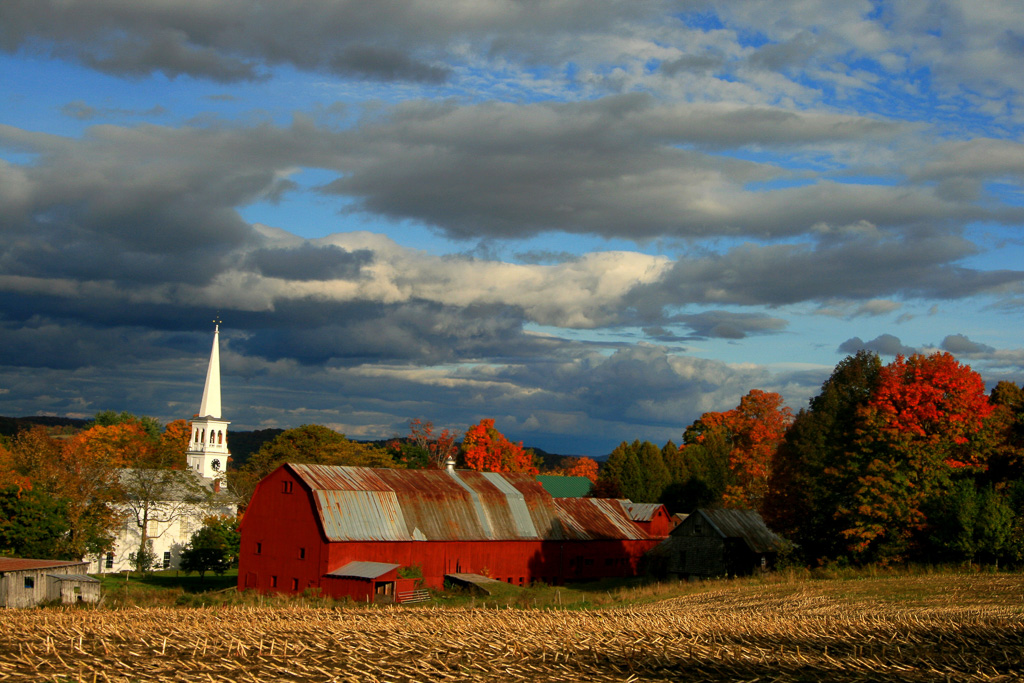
[
  {"x1": 444, "y1": 455, "x2": 456, "y2": 471},
  {"x1": 446, "y1": 470, "x2": 495, "y2": 538}
]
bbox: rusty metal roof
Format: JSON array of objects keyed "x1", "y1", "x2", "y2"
[
  {"x1": 286, "y1": 464, "x2": 648, "y2": 543},
  {"x1": 552, "y1": 498, "x2": 651, "y2": 541},
  {"x1": 619, "y1": 502, "x2": 664, "y2": 522},
  {"x1": 0, "y1": 558, "x2": 88, "y2": 573}
]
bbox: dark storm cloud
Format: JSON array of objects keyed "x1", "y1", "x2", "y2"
[
  {"x1": 838, "y1": 334, "x2": 918, "y2": 357},
  {"x1": 245, "y1": 244, "x2": 373, "y2": 282},
  {"x1": 0, "y1": 0, "x2": 648, "y2": 83},
  {"x1": 941, "y1": 333, "x2": 996, "y2": 355},
  {"x1": 629, "y1": 232, "x2": 1024, "y2": 312},
  {"x1": 328, "y1": 45, "x2": 450, "y2": 83}
]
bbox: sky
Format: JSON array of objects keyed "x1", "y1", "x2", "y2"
[{"x1": 1, "y1": 1, "x2": 1022, "y2": 456}]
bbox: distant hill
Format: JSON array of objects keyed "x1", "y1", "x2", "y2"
[{"x1": 0, "y1": 415, "x2": 92, "y2": 438}]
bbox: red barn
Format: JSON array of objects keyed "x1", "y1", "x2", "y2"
[
  {"x1": 238, "y1": 464, "x2": 658, "y2": 601},
  {"x1": 619, "y1": 502, "x2": 675, "y2": 538}
]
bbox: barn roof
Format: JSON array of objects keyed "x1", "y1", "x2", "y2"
[
  {"x1": 0, "y1": 558, "x2": 89, "y2": 573},
  {"x1": 326, "y1": 561, "x2": 400, "y2": 579},
  {"x1": 619, "y1": 502, "x2": 664, "y2": 523},
  {"x1": 681, "y1": 508, "x2": 784, "y2": 554},
  {"x1": 285, "y1": 464, "x2": 650, "y2": 543}
]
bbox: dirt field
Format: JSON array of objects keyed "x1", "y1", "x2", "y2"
[{"x1": 0, "y1": 573, "x2": 1021, "y2": 681}]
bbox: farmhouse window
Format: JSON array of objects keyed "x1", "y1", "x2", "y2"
[
  {"x1": 163, "y1": 551, "x2": 171, "y2": 569},
  {"x1": 105, "y1": 552, "x2": 114, "y2": 569},
  {"x1": 24, "y1": 577, "x2": 34, "y2": 589}
]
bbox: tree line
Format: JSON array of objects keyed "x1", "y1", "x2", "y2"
[
  {"x1": 2, "y1": 350, "x2": 1021, "y2": 570},
  {"x1": 590, "y1": 351, "x2": 1024, "y2": 568}
]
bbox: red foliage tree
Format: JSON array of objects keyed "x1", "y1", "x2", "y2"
[
  {"x1": 461, "y1": 419, "x2": 537, "y2": 474},
  {"x1": 839, "y1": 352, "x2": 995, "y2": 561}
]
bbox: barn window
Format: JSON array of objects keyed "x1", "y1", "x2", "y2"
[
  {"x1": 105, "y1": 552, "x2": 114, "y2": 569},
  {"x1": 270, "y1": 575, "x2": 277, "y2": 588},
  {"x1": 24, "y1": 577, "x2": 34, "y2": 589},
  {"x1": 282, "y1": 480, "x2": 294, "y2": 494},
  {"x1": 256, "y1": 542, "x2": 262, "y2": 554},
  {"x1": 291, "y1": 578, "x2": 299, "y2": 591},
  {"x1": 298, "y1": 547, "x2": 306, "y2": 560},
  {"x1": 694, "y1": 518, "x2": 703, "y2": 535}
]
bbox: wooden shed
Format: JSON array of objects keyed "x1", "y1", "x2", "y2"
[
  {"x1": 0, "y1": 558, "x2": 100, "y2": 608},
  {"x1": 658, "y1": 508, "x2": 784, "y2": 579}
]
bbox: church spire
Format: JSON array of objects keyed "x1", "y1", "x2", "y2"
[
  {"x1": 187, "y1": 321, "x2": 230, "y2": 480},
  {"x1": 197, "y1": 322, "x2": 221, "y2": 418}
]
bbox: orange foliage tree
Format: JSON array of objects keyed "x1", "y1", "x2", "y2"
[
  {"x1": 461, "y1": 419, "x2": 538, "y2": 474},
  {"x1": 839, "y1": 352, "x2": 995, "y2": 561},
  {"x1": 695, "y1": 390, "x2": 793, "y2": 511},
  {"x1": 563, "y1": 456, "x2": 600, "y2": 482}
]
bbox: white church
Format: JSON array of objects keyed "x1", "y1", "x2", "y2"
[{"x1": 90, "y1": 325, "x2": 238, "y2": 574}]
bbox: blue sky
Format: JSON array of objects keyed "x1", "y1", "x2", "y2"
[{"x1": 1, "y1": 0, "x2": 1022, "y2": 455}]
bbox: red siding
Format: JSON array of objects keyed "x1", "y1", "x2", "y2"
[{"x1": 238, "y1": 465, "x2": 660, "y2": 597}]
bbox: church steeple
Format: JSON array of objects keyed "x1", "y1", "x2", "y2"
[
  {"x1": 187, "y1": 322, "x2": 230, "y2": 480},
  {"x1": 198, "y1": 324, "x2": 222, "y2": 418}
]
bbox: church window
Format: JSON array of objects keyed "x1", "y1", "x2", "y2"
[
  {"x1": 194, "y1": 429, "x2": 199, "y2": 443},
  {"x1": 217, "y1": 431, "x2": 222, "y2": 444},
  {"x1": 209, "y1": 431, "x2": 215, "y2": 444},
  {"x1": 201, "y1": 429, "x2": 205, "y2": 443}
]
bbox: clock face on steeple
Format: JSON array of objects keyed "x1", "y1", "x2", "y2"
[{"x1": 211, "y1": 458, "x2": 221, "y2": 472}]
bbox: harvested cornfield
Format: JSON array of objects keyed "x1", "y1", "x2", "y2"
[{"x1": 0, "y1": 574, "x2": 1021, "y2": 682}]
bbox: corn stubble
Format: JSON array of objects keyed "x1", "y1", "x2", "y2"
[{"x1": 0, "y1": 575, "x2": 1021, "y2": 682}]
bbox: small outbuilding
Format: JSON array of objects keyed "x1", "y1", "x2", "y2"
[
  {"x1": 619, "y1": 502, "x2": 675, "y2": 538},
  {"x1": 659, "y1": 508, "x2": 784, "y2": 579},
  {"x1": 0, "y1": 558, "x2": 100, "y2": 608}
]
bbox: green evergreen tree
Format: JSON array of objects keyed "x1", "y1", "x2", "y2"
[{"x1": 763, "y1": 350, "x2": 882, "y2": 563}]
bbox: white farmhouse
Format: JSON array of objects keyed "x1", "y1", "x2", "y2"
[{"x1": 90, "y1": 324, "x2": 237, "y2": 574}]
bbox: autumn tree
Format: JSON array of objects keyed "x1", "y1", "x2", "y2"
[
  {"x1": 390, "y1": 419, "x2": 461, "y2": 469},
  {"x1": 154, "y1": 419, "x2": 192, "y2": 469},
  {"x1": 561, "y1": 456, "x2": 600, "y2": 482},
  {"x1": 461, "y1": 419, "x2": 538, "y2": 474},
  {"x1": 839, "y1": 352, "x2": 993, "y2": 563}
]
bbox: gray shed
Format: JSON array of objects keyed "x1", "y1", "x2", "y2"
[
  {"x1": 0, "y1": 558, "x2": 100, "y2": 608},
  {"x1": 657, "y1": 508, "x2": 784, "y2": 579}
]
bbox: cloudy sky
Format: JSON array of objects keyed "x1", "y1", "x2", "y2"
[{"x1": 1, "y1": 1, "x2": 1022, "y2": 455}]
